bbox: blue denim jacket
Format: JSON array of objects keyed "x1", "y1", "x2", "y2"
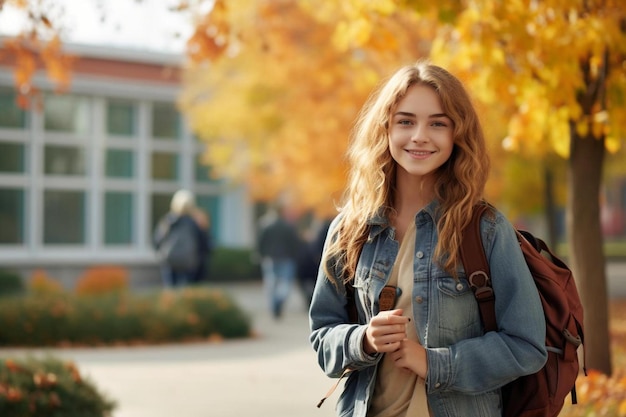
[{"x1": 309, "y1": 201, "x2": 547, "y2": 417}]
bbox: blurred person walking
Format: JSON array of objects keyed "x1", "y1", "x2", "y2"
[
  {"x1": 153, "y1": 189, "x2": 209, "y2": 288},
  {"x1": 190, "y1": 206, "x2": 214, "y2": 284},
  {"x1": 257, "y1": 205, "x2": 301, "y2": 319},
  {"x1": 296, "y1": 228, "x2": 319, "y2": 310},
  {"x1": 297, "y1": 218, "x2": 332, "y2": 309}
]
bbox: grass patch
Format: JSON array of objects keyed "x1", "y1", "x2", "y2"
[{"x1": 555, "y1": 239, "x2": 626, "y2": 260}]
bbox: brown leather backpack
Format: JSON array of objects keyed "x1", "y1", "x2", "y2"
[{"x1": 460, "y1": 204, "x2": 586, "y2": 417}]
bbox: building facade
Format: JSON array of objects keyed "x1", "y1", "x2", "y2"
[{"x1": 0, "y1": 42, "x2": 254, "y2": 287}]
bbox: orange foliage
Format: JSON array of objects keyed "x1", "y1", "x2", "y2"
[
  {"x1": 75, "y1": 265, "x2": 129, "y2": 296},
  {"x1": 3, "y1": 39, "x2": 36, "y2": 91},
  {"x1": 0, "y1": 1, "x2": 74, "y2": 108},
  {"x1": 560, "y1": 300, "x2": 626, "y2": 416},
  {"x1": 40, "y1": 35, "x2": 74, "y2": 90},
  {"x1": 1, "y1": 34, "x2": 74, "y2": 108},
  {"x1": 561, "y1": 369, "x2": 626, "y2": 417},
  {"x1": 3, "y1": 359, "x2": 22, "y2": 373},
  {"x1": 186, "y1": 0, "x2": 230, "y2": 63},
  {"x1": 2, "y1": 1, "x2": 624, "y2": 216},
  {"x1": 28, "y1": 269, "x2": 63, "y2": 295},
  {"x1": 64, "y1": 361, "x2": 82, "y2": 383},
  {"x1": 180, "y1": 0, "x2": 433, "y2": 217},
  {"x1": 428, "y1": 0, "x2": 626, "y2": 156}
]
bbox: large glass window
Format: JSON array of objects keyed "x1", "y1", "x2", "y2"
[
  {"x1": 44, "y1": 145, "x2": 85, "y2": 175},
  {"x1": 104, "y1": 191, "x2": 133, "y2": 245},
  {"x1": 0, "y1": 143, "x2": 26, "y2": 173},
  {"x1": 152, "y1": 102, "x2": 180, "y2": 139},
  {"x1": 107, "y1": 100, "x2": 136, "y2": 136},
  {"x1": 44, "y1": 190, "x2": 85, "y2": 244},
  {"x1": 0, "y1": 188, "x2": 24, "y2": 244},
  {"x1": 105, "y1": 149, "x2": 134, "y2": 178},
  {"x1": 0, "y1": 88, "x2": 27, "y2": 128},
  {"x1": 44, "y1": 94, "x2": 90, "y2": 134},
  {"x1": 151, "y1": 152, "x2": 178, "y2": 180}
]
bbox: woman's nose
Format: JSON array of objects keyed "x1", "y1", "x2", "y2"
[{"x1": 410, "y1": 125, "x2": 428, "y2": 143}]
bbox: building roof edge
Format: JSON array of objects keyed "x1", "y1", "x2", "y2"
[{"x1": 0, "y1": 35, "x2": 185, "y2": 66}]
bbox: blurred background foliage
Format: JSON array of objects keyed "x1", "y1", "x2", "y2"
[
  {"x1": 2, "y1": 0, "x2": 625, "y2": 380},
  {"x1": 3, "y1": 0, "x2": 625, "y2": 215}
]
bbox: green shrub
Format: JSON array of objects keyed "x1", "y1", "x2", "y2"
[
  {"x1": 0, "y1": 269, "x2": 25, "y2": 297},
  {"x1": 208, "y1": 247, "x2": 261, "y2": 282},
  {"x1": 0, "y1": 288, "x2": 251, "y2": 347},
  {"x1": 0, "y1": 356, "x2": 115, "y2": 417}
]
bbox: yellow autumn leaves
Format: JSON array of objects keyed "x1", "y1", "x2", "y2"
[
  {"x1": 178, "y1": 0, "x2": 625, "y2": 215},
  {"x1": 431, "y1": 0, "x2": 625, "y2": 158},
  {"x1": 4, "y1": 0, "x2": 624, "y2": 215},
  {"x1": 179, "y1": 0, "x2": 432, "y2": 216}
]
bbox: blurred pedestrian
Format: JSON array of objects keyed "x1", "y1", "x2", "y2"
[
  {"x1": 190, "y1": 206, "x2": 214, "y2": 284},
  {"x1": 296, "y1": 218, "x2": 332, "y2": 309},
  {"x1": 153, "y1": 189, "x2": 209, "y2": 288},
  {"x1": 257, "y1": 205, "x2": 301, "y2": 319},
  {"x1": 296, "y1": 230, "x2": 318, "y2": 310}
]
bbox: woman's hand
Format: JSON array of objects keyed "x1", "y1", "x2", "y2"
[
  {"x1": 363, "y1": 309, "x2": 410, "y2": 355},
  {"x1": 387, "y1": 339, "x2": 428, "y2": 379}
]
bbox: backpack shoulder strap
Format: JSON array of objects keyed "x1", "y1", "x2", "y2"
[{"x1": 460, "y1": 204, "x2": 497, "y2": 332}]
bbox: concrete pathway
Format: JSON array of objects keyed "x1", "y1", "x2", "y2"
[{"x1": 1, "y1": 262, "x2": 625, "y2": 417}]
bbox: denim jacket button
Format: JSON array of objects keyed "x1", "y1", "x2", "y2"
[
  {"x1": 456, "y1": 283, "x2": 464, "y2": 291},
  {"x1": 415, "y1": 296, "x2": 423, "y2": 304},
  {"x1": 435, "y1": 382, "x2": 441, "y2": 388},
  {"x1": 415, "y1": 251, "x2": 424, "y2": 259}
]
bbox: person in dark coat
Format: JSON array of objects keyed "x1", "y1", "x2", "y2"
[
  {"x1": 153, "y1": 190, "x2": 209, "y2": 288},
  {"x1": 296, "y1": 218, "x2": 332, "y2": 309},
  {"x1": 257, "y1": 206, "x2": 301, "y2": 319}
]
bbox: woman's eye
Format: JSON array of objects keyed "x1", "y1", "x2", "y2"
[
  {"x1": 432, "y1": 121, "x2": 447, "y2": 127},
  {"x1": 398, "y1": 119, "x2": 412, "y2": 125}
]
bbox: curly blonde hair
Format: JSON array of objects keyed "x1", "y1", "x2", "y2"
[{"x1": 324, "y1": 60, "x2": 490, "y2": 285}]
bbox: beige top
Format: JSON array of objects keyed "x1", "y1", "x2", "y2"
[{"x1": 368, "y1": 221, "x2": 431, "y2": 417}]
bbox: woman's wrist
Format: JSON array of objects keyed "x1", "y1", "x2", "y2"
[{"x1": 362, "y1": 328, "x2": 376, "y2": 355}]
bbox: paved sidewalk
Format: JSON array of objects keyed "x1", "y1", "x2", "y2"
[{"x1": 0, "y1": 263, "x2": 624, "y2": 417}]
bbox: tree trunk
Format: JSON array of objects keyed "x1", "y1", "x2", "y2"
[{"x1": 567, "y1": 128, "x2": 612, "y2": 375}]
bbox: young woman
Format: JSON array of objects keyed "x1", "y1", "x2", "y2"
[{"x1": 309, "y1": 61, "x2": 547, "y2": 417}]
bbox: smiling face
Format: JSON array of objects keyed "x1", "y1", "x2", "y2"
[{"x1": 388, "y1": 83, "x2": 455, "y2": 187}]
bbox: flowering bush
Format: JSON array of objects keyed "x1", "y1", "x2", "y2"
[
  {"x1": 75, "y1": 266, "x2": 129, "y2": 296},
  {"x1": 0, "y1": 288, "x2": 251, "y2": 347},
  {"x1": 28, "y1": 270, "x2": 63, "y2": 296},
  {"x1": 0, "y1": 356, "x2": 115, "y2": 417}
]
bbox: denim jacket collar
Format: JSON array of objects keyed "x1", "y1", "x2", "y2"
[{"x1": 366, "y1": 199, "x2": 441, "y2": 241}]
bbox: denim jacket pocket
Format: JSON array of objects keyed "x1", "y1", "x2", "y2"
[{"x1": 435, "y1": 275, "x2": 483, "y2": 343}]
